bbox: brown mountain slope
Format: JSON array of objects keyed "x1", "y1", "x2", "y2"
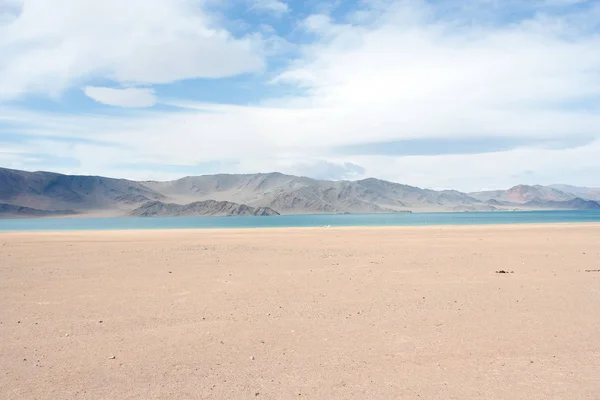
[
  {"x1": 469, "y1": 185, "x2": 575, "y2": 204},
  {"x1": 549, "y1": 184, "x2": 600, "y2": 201},
  {"x1": 0, "y1": 167, "x2": 165, "y2": 211}
]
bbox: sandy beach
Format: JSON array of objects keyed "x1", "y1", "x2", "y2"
[{"x1": 1, "y1": 224, "x2": 599, "y2": 399}]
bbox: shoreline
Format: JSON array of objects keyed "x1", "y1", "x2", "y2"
[{"x1": 2, "y1": 221, "x2": 600, "y2": 235}]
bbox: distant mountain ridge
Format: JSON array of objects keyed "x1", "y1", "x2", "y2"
[
  {"x1": 0, "y1": 167, "x2": 598, "y2": 218},
  {"x1": 142, "y1": 173, "x2": 480, "y2": 214},
  {"x1": 548, "y1": 184, "x2": 600, "y2": 201}
]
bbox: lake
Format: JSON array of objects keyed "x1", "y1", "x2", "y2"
[{"x1": 1, "y1": 210, "x2": 600, "y2": 232}]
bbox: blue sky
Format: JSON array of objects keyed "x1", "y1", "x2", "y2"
[{"x1": 1, "y1": 0, "x2": 599, "y2": 191}]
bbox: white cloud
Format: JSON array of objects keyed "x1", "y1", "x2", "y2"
[
  {"x1": 347, "y1": 139, "x2": 600, "y2": 191},
  {"x1": 0, "y1": 0, "x2": 265, "y2": 100},
  {"x1": 2, "y1": 1, "x2": 600, "y2": 189},
  {"x1": 275, "y1": 4, "x2": 600, "y2": 144},
  {"x1": 245, "y1": 159, "x2": 365, "y2": 180},
  {"x1": 0, "y1": 0, "x2": 22, "y2": 23},
  {"x1": 84, "y1": 87, "x2": 157, "y2": 108},
  {"x1": 250, "y1": 0, "x2": 289, "y2": 14}
]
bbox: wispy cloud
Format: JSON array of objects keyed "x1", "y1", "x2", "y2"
[
  {"x1": 84, "y1": 87, "x2": 157, "y2": 108},
  {"x1": 250, "y1": 0, "x2": 289, "y2": 14},
  {"x1": 289, "y1": 160, "x2": 365, "y2": 180}
]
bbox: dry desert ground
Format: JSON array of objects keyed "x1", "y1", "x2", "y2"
[{"x1": 1, "y1": 224, "x2": 600, "y2": 399}]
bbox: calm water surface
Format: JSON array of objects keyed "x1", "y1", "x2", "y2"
[{"x1": 1, "y1": 210, "x2": 600, "y2": 232}]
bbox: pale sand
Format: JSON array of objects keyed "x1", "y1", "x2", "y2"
[{"x1": 1, "y1": 225, "x2": 599, "y2": 399}]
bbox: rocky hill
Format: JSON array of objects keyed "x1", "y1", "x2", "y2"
[
  {"x1": 0, "y1": 203, "x2": 78, "y2": 218},
  {"x1": 523, "y1": 198, "x2": 600, "y2": 210},
  {"x1": 130, "y1": 200, "x2": 280, "y2": 217}
]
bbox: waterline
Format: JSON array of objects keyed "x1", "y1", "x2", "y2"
[{"x1": 1, "y1": 210, "x2": 600, "y2": 232}]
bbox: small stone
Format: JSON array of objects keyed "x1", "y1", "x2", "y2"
[
  {"x1": 99, "y1": 321, "x2": 103, "y2": 323},
  {"x1": 255, "y1": 392, "x2": 260, "y2": 397},
  {"x1": 109, "y1": 356, "x2": 116, "y2": 360},
  {"x1": 251, "y1": 356, "x2": 255, "y2": 360},
  {"x1": 65, "y1": 333, "x2": 69, "y2": 337}
]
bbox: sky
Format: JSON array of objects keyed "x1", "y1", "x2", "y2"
[{"x1": 0, "y1": 0, "x2": 599, "y2": 191}]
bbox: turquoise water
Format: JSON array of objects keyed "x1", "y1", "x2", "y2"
[{"x1": 1, "y1": 210, "x2": 599, "y2": 232}]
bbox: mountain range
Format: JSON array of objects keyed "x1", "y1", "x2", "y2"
[{"x1": 0, "y1": 167, "x2": 598, "y2": 218}]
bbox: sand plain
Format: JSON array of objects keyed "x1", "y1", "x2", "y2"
[{"x1": 1, "y1": 224, "x2": 599, "y2": 399}]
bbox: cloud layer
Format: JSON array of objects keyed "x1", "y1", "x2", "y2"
[{"x1": 1, "y1": 0, "x2": 599, "y2": 190}]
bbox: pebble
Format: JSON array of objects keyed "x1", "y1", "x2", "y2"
[
  {"x1": 251, "y1": 356, "x2": 255, "y2": 361},
  {"x1": 109, "y1": 356, "x2": 116, "y2": 360}
]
